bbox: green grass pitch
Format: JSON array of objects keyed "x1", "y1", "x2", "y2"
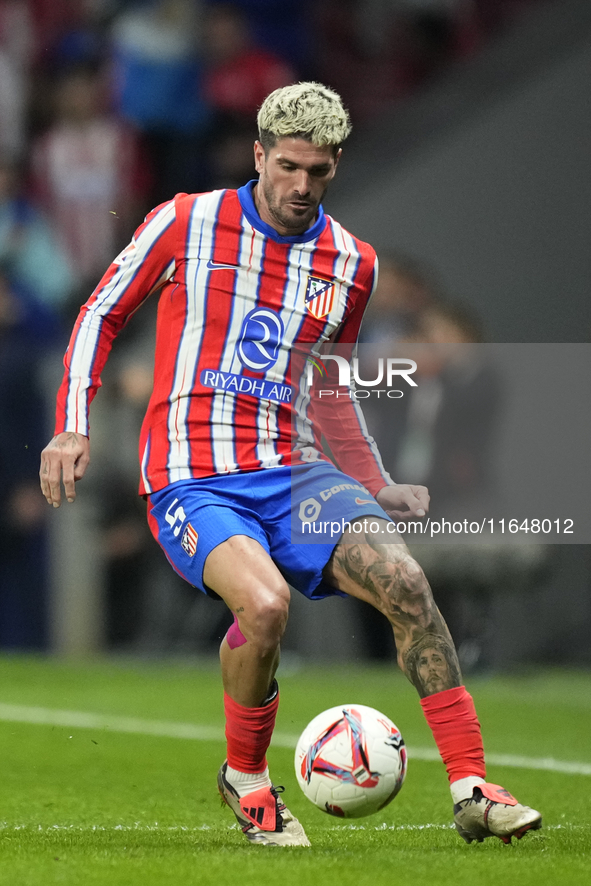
[{"x1": 0, "y1": 655, "x2": 589, "y2": 886}]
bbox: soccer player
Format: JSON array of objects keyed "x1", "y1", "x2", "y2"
[{"x1": 40, "y1": 82, "x2": 541, "y2": 847}]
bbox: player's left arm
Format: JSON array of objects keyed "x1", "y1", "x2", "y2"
[
  {"x1": 314, "y1": 251, "x2": 429, "y2": 520},
  {"x1": 374, "y1": 484, "x2": 429, "y2": 520}
]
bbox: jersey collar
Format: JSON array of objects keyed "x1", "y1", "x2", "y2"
[{"x1": 237, "y1": 180, "x2": 327, "y2": 243}]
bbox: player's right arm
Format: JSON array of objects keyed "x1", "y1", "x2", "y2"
[
  {"x1": 40, "y1": 431, "x2": 90, "y2": 506},
  {"x1": 40, "y1": 197, "x2": 179, "y2": 506}
]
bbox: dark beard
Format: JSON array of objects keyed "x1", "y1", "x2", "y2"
[{"x1": 261, "y1": 179, "x2": 326, "y2": 234}]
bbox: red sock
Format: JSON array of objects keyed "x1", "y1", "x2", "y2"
[
  {"x1": 224, "y1": 691, "x2": 279, "y2": 773},
  {"x1": 420, "y1": 686, "x2": 486, "y2": 783}
]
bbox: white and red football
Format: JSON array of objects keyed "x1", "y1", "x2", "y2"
[{"x1": 294, "y1": 704, "x2": 407, "y2": 818}]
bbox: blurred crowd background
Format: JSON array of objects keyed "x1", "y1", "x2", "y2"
[{"x1": 0, "y1": 0, "x2": 589, "y2": 670}]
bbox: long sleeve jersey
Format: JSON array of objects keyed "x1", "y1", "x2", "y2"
[{"x1": 55, "y1": 181, "x2": 393, "y2": 496}]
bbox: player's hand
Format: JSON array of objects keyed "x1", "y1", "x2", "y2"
[
  {"x1": 40, "y1": 432, "x2": 90, "y2": 507},
  {"x1": 375, "y1": 484, "x2": 430, "y2": 521}
]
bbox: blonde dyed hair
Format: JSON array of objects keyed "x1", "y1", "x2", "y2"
[{"x1": 257, "y1": 82, "x2": 351, "y2": 152}]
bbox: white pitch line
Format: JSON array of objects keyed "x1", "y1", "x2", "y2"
[
  {"x1": 0, "y1": 822, "x2": 585, "y2": 834},
  {"x1": 0, "y1": 702, "x2": 223, "y2": 743},
  {"x1": 1, "y1": 702, "x2": 590, "y2": 777}
]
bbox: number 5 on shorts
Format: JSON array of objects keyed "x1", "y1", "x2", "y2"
[{"x1": 164, "y1": 498, "x2": 186, "y2": 537}]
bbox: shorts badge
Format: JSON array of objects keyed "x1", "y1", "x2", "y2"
[{"x1": 181, "y1": 523, "x2": 198, "y2": 557}]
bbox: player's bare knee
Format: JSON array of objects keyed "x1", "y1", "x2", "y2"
[{"x1": 243, "y1": 582, "x2": 290, "y2": 650}]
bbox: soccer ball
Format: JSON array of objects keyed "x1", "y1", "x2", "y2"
[{"x1": 294, "y1": 704, "x2": 407, "y2": 818}]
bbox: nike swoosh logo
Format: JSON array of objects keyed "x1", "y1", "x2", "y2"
[
  {"x1": 355, "y1": 497, "x2": 374, "y2": 505},
  {"x1": 206, "y1": 260, "x2": 240, "y2": 270}
]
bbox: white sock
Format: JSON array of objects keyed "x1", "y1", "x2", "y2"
[
  {"x1": 225, "y1": 764, "x2": 272, "y2": 798},
  {"x1": 450, "y1": 776, "x2": 486, "y2": 804}
]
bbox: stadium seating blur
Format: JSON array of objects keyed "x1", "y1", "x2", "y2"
[{"x1": 1, "y1": 0, "x2": 588, "y2": 667}]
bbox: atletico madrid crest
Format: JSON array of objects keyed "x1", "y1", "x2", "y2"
[
  {"x1": 181, "y1": 523, "x2": 198, "y2": 557},
  {"x1": 304, "y1": 275, "x2": 335, "y2": 319}
]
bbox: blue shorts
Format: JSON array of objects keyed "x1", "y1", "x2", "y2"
[{"x1": 147, "y1": 463, "x2": 391, "y2": 599}]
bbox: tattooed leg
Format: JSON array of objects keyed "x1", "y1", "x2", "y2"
[
  {"x1": 326, "y1": 521, "x2": 493, "y2": 807},
  {"x1": 324, "y1": 518, "x2": 462, "y2": 698}
]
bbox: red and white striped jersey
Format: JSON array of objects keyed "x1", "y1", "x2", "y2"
[{"x1": 55, "y1": 182, "x2": 393, "y2": 496}]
